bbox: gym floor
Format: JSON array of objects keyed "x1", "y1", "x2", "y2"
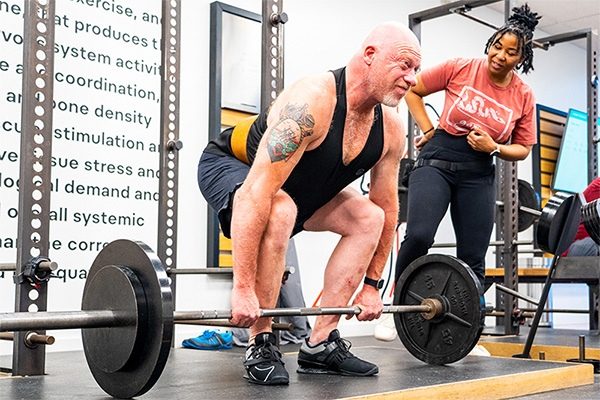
[{"x1": 0, "y1": 334, "x2": 597, "y2": 399}]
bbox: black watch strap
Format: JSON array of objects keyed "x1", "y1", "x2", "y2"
[{"x1": 363, "y1": 276, "x2": 384, "y2": 290}]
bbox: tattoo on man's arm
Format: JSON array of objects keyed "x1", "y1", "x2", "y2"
[{"x1": 266, "y1": 103, "x2": 315, "y2": 162}]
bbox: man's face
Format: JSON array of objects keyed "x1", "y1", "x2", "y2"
[{"x1": 376, "y1": 44, "x2": 420, "y2": 107}]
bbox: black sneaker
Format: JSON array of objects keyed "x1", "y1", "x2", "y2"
[
  {"x1": 243, "y1": 332, "x2": 289, "y2": 385},
  {"x1": 297, "y1": 329, "x2": 378, "y2": 376}
]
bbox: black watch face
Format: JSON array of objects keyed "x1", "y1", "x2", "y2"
[{"x1": 377, "y1": 280, "x2": 384, "y2": 289}]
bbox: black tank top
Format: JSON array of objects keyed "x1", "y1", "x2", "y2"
[{"x1": 205, "y1": 67, "x2": 385, "y2": 233}]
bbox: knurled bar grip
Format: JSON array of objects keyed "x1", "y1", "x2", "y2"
[
  {"x1": 173, "y1": 305, "x2": 430, "y2": 320},
  {"x1": 0, "y1": 305, "x2": 431, "y2": 332}
]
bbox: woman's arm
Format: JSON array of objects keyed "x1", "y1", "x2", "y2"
[
  {"x1": 405, "y1": 75, "x2": 436, "y2": 147},
  {"x1": 467, "y1": 127, "x2": 532, "y2": 160}
]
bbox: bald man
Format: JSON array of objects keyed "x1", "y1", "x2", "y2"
[{"x1": 198, "y1": 22, "x2": 421, "y2": 385}]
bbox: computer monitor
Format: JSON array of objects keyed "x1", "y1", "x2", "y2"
[{"x1": 552, "y1": 108, "x2": 599, "y2": 193}]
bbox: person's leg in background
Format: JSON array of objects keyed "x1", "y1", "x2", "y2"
[
  {"x1": 449, "y1": 169, "x2": 496, "y2": 290},
  {"x1": 449, "y1": 168, "x2": 494, "y2": 357},
  {"x1": 277, "y1": 238, "x2": 312, "y2": 344},
  {"x1": 568, "y1": 237, "x2": 600, "y2": 256},
  {"x1": 394, "y1": 165, "x2": 453, "y2": 284}
]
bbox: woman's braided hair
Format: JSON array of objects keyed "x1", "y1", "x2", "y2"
[{"x1": 484, "y1": 4, "x2": 541, "y2": 74}]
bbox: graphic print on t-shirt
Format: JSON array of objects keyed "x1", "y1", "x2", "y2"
[{"x1": 445, "y1": 86, "x2": 514, "y2": 142}]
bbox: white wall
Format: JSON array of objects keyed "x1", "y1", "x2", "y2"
[{"x1": 0, "y1": 0, "x2": 592, "y2": 357}]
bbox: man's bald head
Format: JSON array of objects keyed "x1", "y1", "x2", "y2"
[
  {"x1": 347, "y1": 21, "x2": 421, "y2": 108},
  {"x1": 360, "y1": 22, "x2": 421, "y2": 55}
]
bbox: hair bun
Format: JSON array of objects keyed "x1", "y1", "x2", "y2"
[{"x1": 508, "y1": 4, "x2": 541, "y2": 32}]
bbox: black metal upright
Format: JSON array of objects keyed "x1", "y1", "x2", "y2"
[
  {"x1": 13, "y1": 0, "x2": 56, "y2": 376},
  {"x1": 261, "y1": 0, "x2": 286, "y2": 112},
  {"x1": 158, "y1": 0, "x2": 182, "y2": 311},
  {"x1": 585, "y1": 30, "x2": 598, "y2": 181},
  {"x1": 493, "y1": 0, "x2": 520, "y2": 337}
]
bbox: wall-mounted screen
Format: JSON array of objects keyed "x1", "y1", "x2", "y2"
[{"x1": 552, "y1": 108, "x2": 600, "y2": 193}]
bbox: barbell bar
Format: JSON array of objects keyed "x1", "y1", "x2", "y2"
[
  {"x1": 0, "y1": 239, "x2": 485, "y2": 398},
  {"x1": 0, "y1": 304, "x2": 437, "y2": 333},
  {"x1": 0, "y1": 310, "x2": 135, "y2": 332},
  {"x1": 175, "y1": 320, "x2": 294, "y2": 331}
]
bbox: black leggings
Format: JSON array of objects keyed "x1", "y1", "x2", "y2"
[{"x1": 394, "y1": 162, "x2": 496, "y2": 288}]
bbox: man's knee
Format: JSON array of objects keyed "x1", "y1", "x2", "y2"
[{"x1": 348, "y1": 199, "x2": 385, "y2": 236}]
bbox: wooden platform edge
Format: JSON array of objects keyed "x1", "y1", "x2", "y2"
[
  {"x1": 343, "y1": 362, "x2": 593, "y2": 400},
  {"x1": 479, "y1": 340, "x2": 600, "y2": 361}
]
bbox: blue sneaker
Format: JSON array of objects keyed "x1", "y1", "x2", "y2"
[{"x1": 182, "y1": 330, "x2": 233, "y2": 350}]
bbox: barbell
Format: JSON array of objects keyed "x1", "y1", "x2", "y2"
[
  {"x1": 1, "y1": 191, "x2": 587, "y2": 398},
  {"x1": 0, "y1": 240, "x2": 484, "y2": 398},
  {"x1": 495, "y1": 179, "x2": 541, "y2": 232}
]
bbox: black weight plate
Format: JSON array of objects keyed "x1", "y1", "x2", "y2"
[
  {"x1": 517, "y1": 179, "x2": 539, "y2": 232},
  {"x1": 536, "y1": 192, "x2": 582, "y2": 254},
  {"x1": 393, "y1": 254, "x2": 484, "y2": 365},
  {"x1": 82, "y1": 265, "x2": 142, "y2": 374},
  {"x1": 83, "y1": 240, "x2": 173, "y2": 399},
  {"x1": 582, "y1": 200, "x2": 600, "y2": 245},
  {"x1": 591, "y1": 200, "x2": 600, "y2": 244}
]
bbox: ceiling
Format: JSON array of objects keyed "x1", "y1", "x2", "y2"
[{"x1": 486, "y1": 0, "x2": 599, "y2": 48}]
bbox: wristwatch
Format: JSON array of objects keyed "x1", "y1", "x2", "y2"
[
  {"x1": 490, "y1": 145, "x2": 501, "y2": 157},
  {"x1": 363, "y1": 276, "x2": 384, "y2": 290}
]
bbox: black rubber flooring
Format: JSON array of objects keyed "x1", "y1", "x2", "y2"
[{"x1": 0, "y1": 335, "x2": 597, "y2": 399}]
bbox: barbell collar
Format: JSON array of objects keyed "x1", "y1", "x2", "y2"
[{"x1": 0, "y1": 310, "x2": 136, "y2": 332}]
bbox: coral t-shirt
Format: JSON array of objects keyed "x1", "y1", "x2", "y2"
[{"x1": 419, "y1": 58, "x2": 537, "y2": 145}]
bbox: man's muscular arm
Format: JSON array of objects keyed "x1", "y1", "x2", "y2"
[
  {"x1": 229, "y1": 98, "x2": 318, "y2": 326},
  {"x1": 366, "y1": 108, "x2": 405, "y2": 282},
  {"x1": 350, "y1": 108, "x2": 405, "y2": 321}
]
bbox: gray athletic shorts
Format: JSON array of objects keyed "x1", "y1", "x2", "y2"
[{"x1": 197, "y1": 151, "x2": 249, "y2": 238}]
